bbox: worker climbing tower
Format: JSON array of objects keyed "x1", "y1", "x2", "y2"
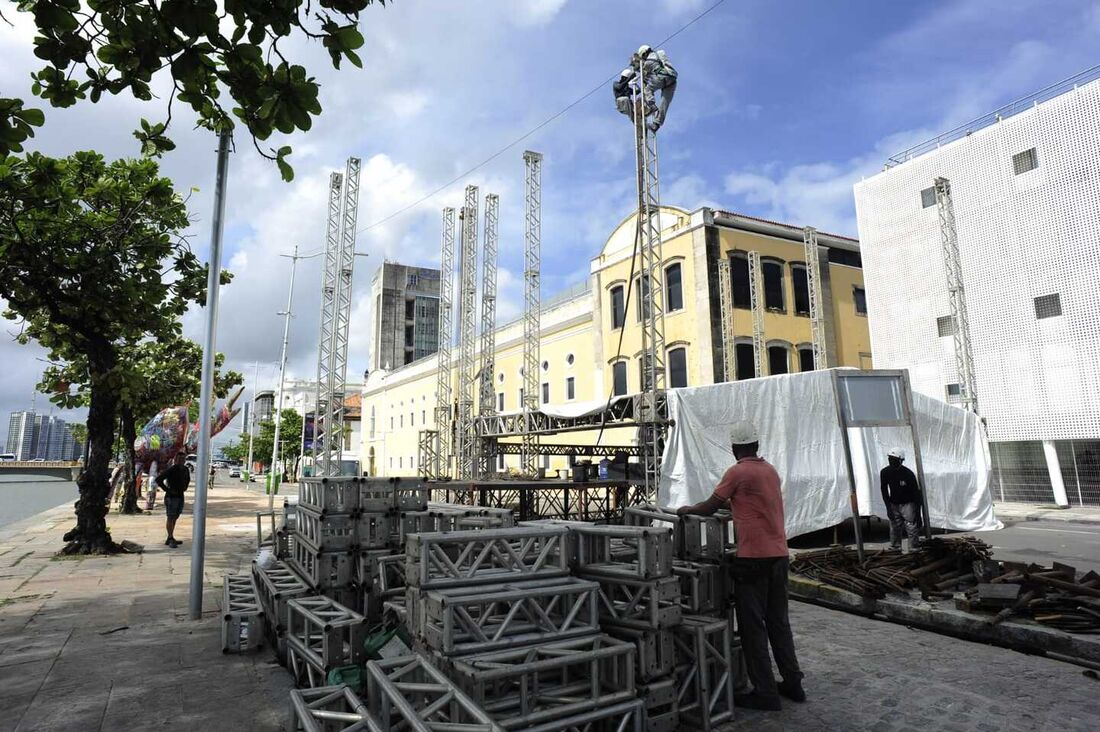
[
  {"x1": 521, "y1": 152, "x2": 543, "y2": 477},
  {"x1": 315, "y1": 157, "x2": 361, "y2": 476},
  {"x1": 935, "y1": 177, "x2": 978, "y2": 414}
]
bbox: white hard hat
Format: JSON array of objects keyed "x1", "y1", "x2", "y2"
[
  {"x1": 729, "y1": 420, "x2": 759, "y2": 446},
  {"x1": 888, "y1": 448, "x2": 906, "y2": 460},
  {"x1": 637, "y1": 44, "x2": 653, "y2": 57},
  {"x1": 620, "y1": 67, "x2": 635, "y2": 79}
]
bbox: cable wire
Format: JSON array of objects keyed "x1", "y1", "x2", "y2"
[{"x1": 354, "y1": 0, "x2": 727, "y2": 234}]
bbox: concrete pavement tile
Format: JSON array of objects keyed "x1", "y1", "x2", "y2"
[
  {"x1": 0, "y1": 694, "x2": 37, "y2": 732},
  {"x1": 13, "y1": 678, "x2": 111, "y2": 732},
  {"x1": 0, "y1": 631, "x2": 69, "y2": 668}
]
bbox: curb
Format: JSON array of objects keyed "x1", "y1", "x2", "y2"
[
  {"x1": 994, "y1": 511, "x2": 1100, "y2": 527},
  {"x1": 789, "y1": 575, "x2": 1100, "y2": 669}
]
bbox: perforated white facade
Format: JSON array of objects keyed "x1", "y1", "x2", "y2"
[{"x1": 854, "y1": 78, "x2": 1100, "y2": 445}]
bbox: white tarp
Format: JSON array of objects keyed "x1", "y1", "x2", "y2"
[{"x1": 658, "y1": 369, "x2": 1000, "y2": 538}]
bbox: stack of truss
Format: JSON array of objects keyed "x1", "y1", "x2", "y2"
[
  {"x1": 285, "y1": 595, "x2": 368, "y2": 689},
  {"x1": 252, "y1": 558, "x2": 314, "y2": 660},
  {"x1": 221, "y1": 573, "x2": 265, "y2": 654}
]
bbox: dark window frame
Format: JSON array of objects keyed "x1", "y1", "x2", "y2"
[
  {"x1": 761, "y1": 258, "x2": 786, "y2": 312},
  {"x1": 853, "y1": 286, "x2": 868, "y2": 316},
  {"x1": 1013, "y1": 147, "x2": 1039, "y2": 175},
  {"x1": 612, "y1": 362, "x2": 628, "y2": 396},
  {"x1": 668, "y1": 347, "x2": 688, "y2": 388},
  {"x1": 730, "y1": 253, "x2": 751, "y2": 309},
  {"x1": 665, "y1": 262, "x2": 684, "y2": 312},
  {"x1": 1034, "y1": 293, "x2": 1061, "y2": 319},
  {"x1": 920, "y1": 187, "x2": 937, "y2": 209},
  {"x1": 566, "y1": 377, "x2": 575, "y2": 400},
  {"x1": 735, "y1": 342, "x2": 756, "y2": 381},
  {"x1": 790, "y1": 263, "x2": 811, "y2": 316},
  {"x1": 798, "y1": 348, "x2": 815, "y2": 373},
  {"x1": 768, "y1": 344, "x2": 789, "y2": 375},
  {"x1": 610, "y1": 285, "x2": 626, "y2": 330}
]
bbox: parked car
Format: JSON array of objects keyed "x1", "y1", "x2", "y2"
[{"x1": 229, "y1": 466, "x2": 241, "y2": 478}]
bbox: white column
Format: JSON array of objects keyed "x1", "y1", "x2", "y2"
[{"x1": 1042, "y1": 440, "x2": 1070, "y2": 507}]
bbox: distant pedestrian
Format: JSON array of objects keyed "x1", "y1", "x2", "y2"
[
  {"x1": 155, "y1": 453, "x2": 190, "y2": 548},
  {"x1": 677, "y1": 420, "x2": 804, "y2": 711},
  {"x1": 881, "y1": 448, "x2": 923, "y2": 550}
]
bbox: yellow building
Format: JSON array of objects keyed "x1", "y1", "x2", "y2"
[{"x1": 361, "y1": 206, "x2": 871, "y2": 477}]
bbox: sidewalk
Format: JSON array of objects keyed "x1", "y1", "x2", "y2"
[
  {"x1": 0, "y1": 481, "x2": 293, "y2": 732},
  {"x1": 994, "y1": 501, "x2": 1100, "y2": 526}
]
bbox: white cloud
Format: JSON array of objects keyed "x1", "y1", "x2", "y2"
[{"x1": 509, "y1": 0, "x2": 569, "y2": 28}]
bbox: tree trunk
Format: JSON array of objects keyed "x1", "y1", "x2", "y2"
[
  {"x1": 62, "y1": 347, "x2": 123, "y2": 554},
  {"x1": 119, "y1": 407, "x2": 141, "y2": 514}
]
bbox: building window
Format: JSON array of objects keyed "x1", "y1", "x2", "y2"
[
  {"x1": 762, "y1": 260, "x2": 784, "y2": 311},
  {"x1": 399, "y1": 456, "x2": 403, "y2": 469},
  {"x1": 768, "y1": 345, "x2": 789, "y2": 375},
  {"x1": 735, "y1": 343, "x2": 756, "y2": 381},
  {"x1": 665, "y1": 263, "x2": 683, "y2": 312},
  {"x1": 389, "y1": 457, "x2": 392, "y2": 469},
  {"x1": 422, "y1": 410, "x2": 426, "y2": 424},
  {"x1": 497, "y1": 453, "x2": 505, "y2": 470},
  {"x1": 936, "y1": 315, "x2": 956, "y2": 337},
  {"x1": 731, "y1": 254, "x2": 751, "y2": 308},
  {"x1": 541, "y1": 383, "x2": 550, "y2": 404},
  {"x1": 610, "y1": 286, "x2": 625, "y2": 329},
  {"x1": 798, "y1": 348, "x2": 814, "y2": 372},
  {"x1": 566, "y1": 377, "x2": 575, "y2": 400},
  {"x1": 853, "y1": 287, "x2": 867, "y2": 315},
  {"x1": 946, "y1": 383, "x2": 961, "y2": 398},
  {"x1": 1012, "y1": 147, "x2": 1038, "y2": 175},
  {"x1": 399, "y1": 415, "x2": 403, "y2": 428},
  {"x1": 542, "y1": 360, "x2": 549, "y2": 372},
  {"x1": 498, "y1": 392, "x2": 505, "y2": 411},
  {"x1": 519, "y1": 389, "x2": 524, "y2": 407},
  {"x1": 668, "y1": 347, "x2": 688, "y2": 388},
  {"x1": 566, "y1": 353, "x2": 575, "y2": 366},
  {"x1": 390, "y1": 416, "x2": 394, "y2": 430},
  {"x1": 920, "y1": 187, "x2": 937, "y2": 209},
  {"x1": 612, "y1": 362, "x2": 628, "y2": 396},
  {"x1": 410, "y1": 412, "x2": 414, "y2": 427},
  {"x1": 635, "y1": 276, "x2": 651, "y2": 322},
  {"x1": 1034, "y1": 293, "x2": 1061, "y2": 319},
  {"x1": 498, "y1": 372, "x2": 505, "y2": 383},
  {"x1": 542, "y1": 455, "x2": 551, "y2": 470},
  {"x1": 791, "y1": 265, "x2": 810, "y2": 316},
  {"x1": 370, "y1": 406, "x2": 375, "y2": 438}
]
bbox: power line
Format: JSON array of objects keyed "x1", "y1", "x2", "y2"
[{"x1": 355, "y1": 0, "x2": 728, "y2": 235}]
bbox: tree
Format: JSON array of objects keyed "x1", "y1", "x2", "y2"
[
  {"x1": 2, "y1": 0, "x2": 384, "y2": 179},
  {"x1": 40, "y1": 336, "x2": 242, "y2": 513},
  {"x1": 250, "y1": 409, "x2": 304, "y2": 475},
  {"x1": 0, "y1": 151, "x2": 216, "y2": 553},
  {"x1": 220, "y1": 439, "x2": 249, "y2": 465}
]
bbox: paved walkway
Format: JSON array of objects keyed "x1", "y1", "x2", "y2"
[
  {"x1": 995, "y1": 502, "x2": 1100, "y2": 526},
  {"x1": 724, "y1": 601, "x2": 1100, "y2": 731},
  {"x1": 0, "y1": 481, "x2": 293, "y2": 732}
]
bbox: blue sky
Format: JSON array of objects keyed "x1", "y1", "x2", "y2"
[{"x1": 1, "y1": 0, "x2": 1098, "y2": 440}]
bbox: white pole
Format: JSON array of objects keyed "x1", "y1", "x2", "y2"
[
  {"x1": 188, "y1": 128, "x2": 232, "y2": 621},
  {"x1": 299, "y1": 393, "x2": 309, "y2": 481},
  {"x1": 269, "y1": 245, "x2": 300, "y2": 509},
  {"x1": 245, "y1": 360, "x2": 259, "y2": 480}
]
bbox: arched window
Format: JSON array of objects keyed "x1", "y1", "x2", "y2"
[
  {"x1": 762, "y1": 260, "x2": 785, "y2": 311},
  {"x1": 612, "y1": 361, "x2": 628, "y2": 396},
  {"x1": 798, "y1": 346, "x2": 815, "y2": 372},
  {"x1": 635, "y1": 276, "x2": 651, "y2": 322},
  {"x1": 610, "y1": 286, "x2": 625, "y2": 329},
  {"x1": 730, "y1": 254, "x2": 750, "y2": 309},
  {"x1": 665, "y1": 263, "x2": 683, "y2": 312},
  {"x1": 768, "y1": 343, "x2": 789, "y2": 375},
  {"x1": 791, "y1": 264, "x2": 810, "y2": 316},
  {"x1": 735, "y1": 341, "x2": 756, "y2": 381},
  {"x1": 668, "y1": 347, "x2": 688, "y2": 388}
]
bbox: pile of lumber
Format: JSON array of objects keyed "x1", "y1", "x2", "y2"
[{"x1": 791, "y1": 538, "x2": 1100, "y2": 634}]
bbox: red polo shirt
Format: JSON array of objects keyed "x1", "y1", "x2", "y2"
[{"x1": 713, "y1": 456, "x2": 788, "y2": 558}]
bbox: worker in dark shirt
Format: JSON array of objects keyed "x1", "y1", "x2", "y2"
[
  {"x1": 155, "y1": 454, "x2": 190, "y2": 548},
  {"x1": 880, "y1": 448, "x2": 922, "y2": 550}
]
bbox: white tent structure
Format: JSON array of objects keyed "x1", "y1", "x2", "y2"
[{"x1": 659, "y1": 369, "x2": 1001, "y2": 541}]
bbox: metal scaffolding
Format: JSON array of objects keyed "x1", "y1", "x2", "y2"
[
  {"x1": 747, "y1": 250, "x2": 765, "y2": 378},
  {"x1": 521, "y1": 151, "x2": 543, "y2": 476},
  {"x1": 935, "y1": 177, "x2": 978, "y2": 413},
  {"x1": 456, "y1": 186, "x2": 480, "y2": 481},
  {"x1": 478, "y1": 193, "x2": 500, "y2": 478},
  {"x1": 315, "y1": 157, "x2": 361, "y2": 476},
  {"x1": 632, "y1": 59, "x2": 668, "y2": 497},
  {"x1": 803, "y1": 226, "x2": 828, "y2": 370},
  {"x1": 433, "y1": 207, "x2": 456, "y2": 479},
  {"x1": 716, "y1": 258, "x2": 735, "y2": 382}
]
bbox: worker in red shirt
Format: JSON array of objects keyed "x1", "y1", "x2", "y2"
[{"x1": 677, "y1": 420, "x2": 804, "y2": 711}]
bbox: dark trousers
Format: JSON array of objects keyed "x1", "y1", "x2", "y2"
[
  {"x1": 733, "y1": 556, "x2": 802, "y2": 697},
  {"x1": 887, "y1": 501, "x2": 921, "y2": 547}
]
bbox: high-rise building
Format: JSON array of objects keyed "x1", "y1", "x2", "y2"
[
  {"x1": 240, "y1": 402, "x2": 252, "y2": 434},
  {"x1": 5, "y1": 411, "x2": 35, "y2": 460},
  {"x1": 254, "y1": 390, "x2": 275, "y2": 424},
  {"x1": 370, "y1": 262, "x2": 441, "y2": 372},
  {"x1": 4, "y1": 411, "x2": 81, "y2": 460},
  {"x1": 854, "y1": 67, "x2": 1100, "y2": 507}
]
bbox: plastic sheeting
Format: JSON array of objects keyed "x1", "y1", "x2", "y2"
[{"x1": 658, "y1": 370, "x2": 1000, "y2": 538}]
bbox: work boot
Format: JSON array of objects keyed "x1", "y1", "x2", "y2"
[
  {"x1": 735, "y1": 692, "x2": 782, "y2": 711},
  {"x1": 778, "y1": 679, "x2": 806, "y2": 702},
  {"x1": 164, "y1": 538, "x2": 171, "y2": 546}
]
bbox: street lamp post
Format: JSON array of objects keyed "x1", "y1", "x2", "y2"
[{"x1": 244, "y1": 360, "x2": 260, "y2": 481}]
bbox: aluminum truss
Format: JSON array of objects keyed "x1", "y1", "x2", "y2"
[
  {"x1": 286, "y1": 596, "x2": 367, "y2": 687},
  {"x1": 605, "y1": 625, "x2": 676, "y2": 683},
  {"x1": 221, "y1": 574, "x2": 264, "y2": 653},
  {"x1": 631, "y1": 61, "x2": 668, "y2": 498},
  {"x1": 418, "y1": 577, "x2": 600, "y2": 656},
  {"x1": 747, "y1": 250, "x2": 765, "y2": 378},
  {"x1": 430, "y1": 207, "x2": 457, "y2": 480},
  {"x1": 252, "y1": 560, "x2": 312, "y2": 641},
  {"x1": 521, "y1": 151, "x2": 543, "y2": 477},
  {"x1": 451, "y1": 634, "x2": 636, "y2": 730},
  {"x1": 935, "y1": 177, "x2": 978, "y2": 413},
  {"x1": 673, "y1": 615, "x2": 735, "y2": 731},
  {"x1": 671, "y1": 560, "x2": 727, "y2": 615},
  {"x1": 366, "y1": 655, "x2": 503, "y2": 732},
  {"x1": 803, "y1": 226, "x2": 828, "y2": 369},
  {"x1": 571, "y1": 524, "x2": 674, "y2": 581},
  {"x1": 478, "y1": 193, "x2": 500, "y2": 478},
  {"x1": 300, "y1": 476, "x2": 360, "y2": 514},
  {"x1": 290, "y1": 686, "x2": 381, "y2": 732},
  {"x1": 479, "y1": 394, "x2": 640, "y2": 437},
  {"x1": 493, "y1": 442, "x2": 640, "y2": 458},
  {"x1": 523, "y1": 698, "x2": 643, "y2": 732},
  {"x1": 315, "y1": 158, "x2": 362, "y2": 476},
  {"x1": 717, "y1": 257, "x2": 736, "y2": 382},
  {"x1": 456, "y1": 186, "x2": 480, "y2": 482},
  {"x1": 586, "y1": 575, "x2": 682, "y2": 630},
  {"x1": 405, "y1": 526, "x2": 570, "y2": 590}
]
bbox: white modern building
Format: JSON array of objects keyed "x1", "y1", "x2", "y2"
[{"x1": 854, "y1": 67, "x2": 1100, "y2": 507}]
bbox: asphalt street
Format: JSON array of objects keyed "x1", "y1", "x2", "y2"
[{"x1": 981, "y1": 519, "x2": 1100, "y2": 568}]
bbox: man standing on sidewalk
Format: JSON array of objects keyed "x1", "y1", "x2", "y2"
[
  {"x1": 881, "y1": 448, "x2": 923, "y2": 550},
  {"x1": 677, "y1": 420, "x2": 804, "y2": 711},
  {"x1": 155, "y1": 453, "x2": 190, "y2": 548}
]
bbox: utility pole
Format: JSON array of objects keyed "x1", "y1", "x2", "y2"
[
  {"x1": 188, "y1": 128, "x2": 232, "y2": 621},
  {"x1": 245, "y1": 360, "x2": 260, "y2": 480}
]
